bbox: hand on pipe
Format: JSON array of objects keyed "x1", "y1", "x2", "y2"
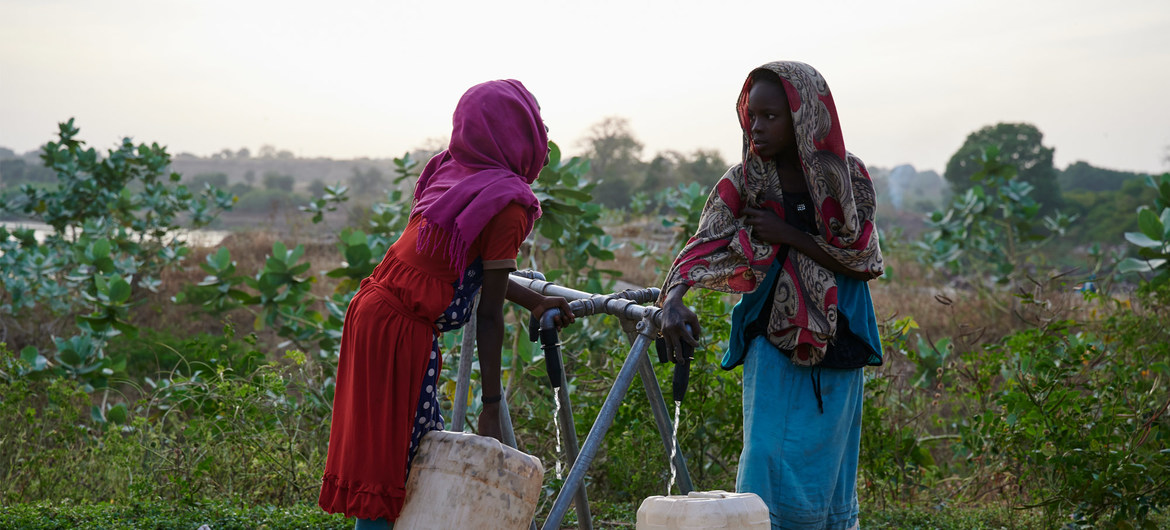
[
  {"x1": 659, "y1": 286, "x2": 702, "y2": 364},
  {"x1": 532, "y1": 296, "x2": 575, "y2": 329}
]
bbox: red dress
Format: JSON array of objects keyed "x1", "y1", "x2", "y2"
[{"x1": 318, "y1": 203, "x2": 529, "y2": 521}]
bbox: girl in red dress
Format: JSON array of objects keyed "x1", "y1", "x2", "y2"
[{"x1": 319, "y1": 79, "x2": 574, "y2": 529}]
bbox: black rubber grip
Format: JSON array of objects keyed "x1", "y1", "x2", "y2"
[
  {"x1": 540, "y1": 326, "x2": 563, "y2": 388},
  {"x1": 528, "y1": 314, "x2": 540, "y2": 343},
  {"x1": 671, "y1": 324, "x2": 694, "y2": 402},
  {"x1": 672, "y1": 358, "x2": 690, "y2": 403}
]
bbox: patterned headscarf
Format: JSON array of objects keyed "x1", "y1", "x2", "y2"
[
  {"x1": 660, "y1": 61, "x2": 884, "y2": 365},
  {"x1": 412, "y1": 79, "x2": 548, "y2": 273}
]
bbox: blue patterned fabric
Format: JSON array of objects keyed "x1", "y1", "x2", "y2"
[{"x1": 407, "y1": 258, "x2": 483, "y2": 467}]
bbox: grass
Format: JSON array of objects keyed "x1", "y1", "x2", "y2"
[
  {"x1": 862, "y1": 504, "x2": 1045, "y2": 529},
  {"x1": 0, "y1": 500, "x2": 1078, "y2": 529},
  {"x1": 0, "y1": 500, "x2": 350, "y2": 530}
]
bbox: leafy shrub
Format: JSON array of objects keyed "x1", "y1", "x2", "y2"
[
  {"x1": 0, "y1": 119, "x2": 234, "y2": 392},
  {"x1": 954, "y1": 285, "x2": 1170, "y2": 528},
  {"x1": 109, "y1": 325, "x2": 266, "y2": 381},
  {"x1": 130, "y1": 347, "x2": 333, "y2": 506},
  {"x1": 530, "y1": 142, "x2": 621, "y2": 291},
  {"x1": 1, "y1": 337, "x2": 333, "y2": 507},
  {"x1": 1118, "y1": 173, "x2": 1170, "y2": 284},
  {"x1": 917, "y1": 146, "x2": 1075, "y2": 288},
  {"x1": 0, "y1": 363, "x2": 97, "y2": 502},
  {"x1": 859, "y1": 315, "x2": 953, "y2": 507}
]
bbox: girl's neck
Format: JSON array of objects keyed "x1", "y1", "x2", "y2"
[{"x1": 773, "y1": 154, "x2": 807, "y2": 193}]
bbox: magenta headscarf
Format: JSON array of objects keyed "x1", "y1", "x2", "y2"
[{"x1": 412, "y1": 79, "x2": 548, "y2": 273}]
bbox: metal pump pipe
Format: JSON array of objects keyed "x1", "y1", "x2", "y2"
[
  {"x1": 541, "y1": 315, "x2": 660, "y2": 530},
  {"x1": 537, "y1": 306, "x2": 695, "y2": 530},
  {"x1": 450, "y1": 294, "x2": 479, "y2": 433},
  {"x1": 538, "y1": 294, "x2": 659, "y2": 388},
  {"x1": 509, "y1": 272, "x2": 696, "y2": 530},
  {"x1": 510, "y1": 270, "x2": 547, "y2": 281},
  {"x1": 537, "y1": 306, "x2": 593, "y2": 530},
  {"x1": 508, "y1": 275, "x2": 660, "y2": 307}
]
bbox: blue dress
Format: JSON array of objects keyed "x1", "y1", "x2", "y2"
[
  {"x1": 722, "y1": 194, "x2": 881, "y2": 529},
  {"x1": 738, "y1": 336, "x2": 865, "y2": 529}
]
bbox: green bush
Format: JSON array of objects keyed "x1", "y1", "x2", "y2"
[
  {"x1": 917, "y1": 145, "x2": 1075, "y2": 289},
  {"x1": 109, "y1": 326, "x2": 266, "y2": 380},
  {"x1": 0, "y1": 120, "x2": 234, "y2": 393},
  {"x1": 0, "y1": 367, "x2": 97, "y2": 503},
  {"x1": 950, "y1": 284, "x2": 1170, "y2": 528},
  {"x1": 859, "y1": 316, "x2": 953, "y2": 507},
  {"x1": 1, "y1": 338, "x2": 332, "y2": 507},
  {"x1": 129, "y1": 348, "x2": 332, "y2": 506},
  {"x1": 1118, "y1": 173, "x2": 1170, "y2": 283}
]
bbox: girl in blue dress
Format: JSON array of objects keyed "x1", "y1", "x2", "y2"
[{"x1": 658, "y1": 61, "x2": 885, "y2": 530}]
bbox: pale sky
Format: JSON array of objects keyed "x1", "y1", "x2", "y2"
[{"x1": 2, "y1": 0, "x2": 1168, "y2": 174}]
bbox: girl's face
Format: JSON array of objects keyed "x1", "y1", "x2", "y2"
[{"x1": 745, "y1": 79, "x2": 795, "y2": 160}]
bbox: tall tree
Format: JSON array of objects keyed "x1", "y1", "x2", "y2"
[
  {"x1": 641, "y1": 153, "x2": 675, "y2": 193},
  {"x1": 579, "y1": 116, "x2": 643, "y2": 180},
  {"x1": 0, "y1": 158, "x2": 55, "y2": 187},
  {"x1": 676, "y1": 148, "x2": 727, "y2": 188},
  {"x1": 348, "y1": 166, "x2": 386, "y2": 195},
  {"x1": 262, "y1": 171, "x2": 295, "y2": 192},
  {"x1": 945, "y1": 122, "x2": 1062, "y2": 211},
  {"x1": 1059, "y1": 161, "x2": 1145, "y2": 193},
  {"x1": 190, "y1": 172, "x2": 229, "y2": 189},
  {"x1": 578, "y1": 116, "x2": 645, "y2": 208},
  {"x1": 640, "y1": 149, "x2": 728, "y2": 194}
]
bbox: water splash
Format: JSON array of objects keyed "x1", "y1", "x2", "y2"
[
  {"x1": 553, "y1": 386, "x2": 564, "y2": 481},
  {"x1": 668, "y1": 400, "x2": 681, "y2": 495}
]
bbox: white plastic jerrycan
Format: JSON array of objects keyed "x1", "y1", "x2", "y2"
[
  {"x1": 395, "y1": 430, "x2": 543, "y2": 530},
  {"x1": 636, "y1": 490, "x2": 771, "y2": 529}
]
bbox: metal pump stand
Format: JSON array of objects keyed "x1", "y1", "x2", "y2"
[{"x1": 448, "y1": 271, "x2": 694, "y2": 530}]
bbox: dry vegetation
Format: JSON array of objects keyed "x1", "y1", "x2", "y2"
[{"x1": 122, "y1": 212, "x2": 1102, "y2": 373}]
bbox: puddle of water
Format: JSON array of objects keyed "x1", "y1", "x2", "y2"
[{"x1": 0, "y1": 221, "x2": 228, "y2": 253}]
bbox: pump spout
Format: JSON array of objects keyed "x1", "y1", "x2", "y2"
[
  {"x1": 654, "y1": 325, "x2": 695, "y2": 403},
  {"x1": 671, "y1": 324, "x2": 694, "y2": 403},
  {"x1": 539, "y1": 308, "x2": 565, "y2": 388},
  {"x1": 672, "y1": 359, "x2": 690, "y2": 403}
]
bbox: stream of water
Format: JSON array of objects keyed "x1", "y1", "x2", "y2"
[
  {"x1": 552, "y1": 386, "x2": 564, "y2": 481},
  {"x1": 668, "y1": 400, "x2": 681, "y2": 495}
]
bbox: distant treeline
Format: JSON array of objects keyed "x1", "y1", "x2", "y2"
[
  {"x1": 0, "y1": 143, "x2": 431, "y2": 223},
  {"x1": 0, "y1": 119, "x2": 1162, "y2": 247}
]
